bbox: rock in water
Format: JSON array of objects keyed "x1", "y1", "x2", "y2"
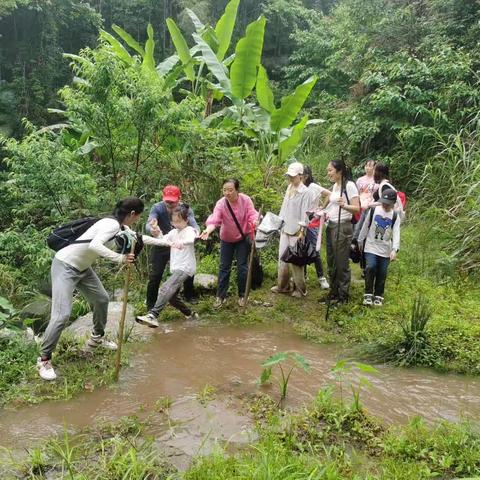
[
  {"x1": 65, "y1": 301, "x2": 151, "y2": 340},
  {"x1": 193, "y1": 273, "x2": 217, "y2": 291}
]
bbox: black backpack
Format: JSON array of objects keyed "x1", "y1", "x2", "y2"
[{"x1": 47, "y1": 217, "x2": 118, "y2": 252}]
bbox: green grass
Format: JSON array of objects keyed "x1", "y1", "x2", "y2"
[
  {"x1": 3, "y1": 391, "x2": 480, "y2": 480},
  {"x1": 0, "y1": 333, "x2": 129, "y2": 407},
  {"x1": 0, "y1": 415, "x2": 175, "y2": 480}
]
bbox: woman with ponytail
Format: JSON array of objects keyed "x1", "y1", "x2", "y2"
[
  {"x1": 37, "y1": 197, "x2": 166, "y2": 381},
  {"x1": 322, "y1": 160, "x2": 360, "y2": 305}
]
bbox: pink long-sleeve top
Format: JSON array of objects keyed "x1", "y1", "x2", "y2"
[{"x1": 206, "y1": 193, "x2": 258, "y2": 243}]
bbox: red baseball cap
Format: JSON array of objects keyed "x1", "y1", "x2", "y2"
[{"x1": 162, "y1": 185, "x2": 181, "y2": 202}]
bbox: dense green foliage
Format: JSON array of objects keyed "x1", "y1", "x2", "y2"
[{"x1": 0, "y1": 1, "x2": 480, "y2": 476}]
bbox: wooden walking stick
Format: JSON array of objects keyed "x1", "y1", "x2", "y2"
[
  {"x1": 114, "y1": 237, "x2": 136, "y2": 382},
  {"x1": 243, "y1": 208, "x2": 262, "y2": 312}
]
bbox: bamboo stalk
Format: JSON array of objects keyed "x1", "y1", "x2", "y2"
[
  {"x1": 114, "y1": 240, "x2": 136, "y2": 382},
  {"x1": 243, "y1": 208, "x2": 262, "y2": 312}
]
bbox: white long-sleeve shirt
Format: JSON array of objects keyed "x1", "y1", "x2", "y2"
[
  {"x1": 55, "y1": 218, "x2": 167, "y2": 271},
  {"x1": 157, "y1": 226, "x2": 197, "y2": 276},
  {"x1": 279, "y1": 183, "x2": 311, "y2": 235}
]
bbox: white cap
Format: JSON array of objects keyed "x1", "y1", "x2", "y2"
[{"x1": 285, "y1": 161, "x2": 303, "y2": 177}]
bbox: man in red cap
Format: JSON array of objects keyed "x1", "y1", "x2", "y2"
[{"x1": 145, "y1": 185, "x2": 200, "y2": 309}]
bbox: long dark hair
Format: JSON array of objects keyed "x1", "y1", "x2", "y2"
[
  {"x1": 329, "y1": 159, "x2": 353, "y2": 182},
  {"x1": 374, "y1": 163, "x2": 389, "y2": 183},
  {"x1": 113, "y1": 197, "x2": 144, "y2": 223},
  {"x1": 303, "y1": 165, "x2": 314, "y2": 187}
]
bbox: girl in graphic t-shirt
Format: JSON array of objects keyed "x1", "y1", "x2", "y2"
[{"x1": 356, "y1": 188, "x2": 401, "y2": 307}]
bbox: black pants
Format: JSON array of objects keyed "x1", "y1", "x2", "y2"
[
  {"x1": 326, "y1": 222, "x2": 353, "y2": 301},
  {"x1": 217, "y1": 238, "x2": 250, "y2": 299},
  {"x1": 146, "y1": 246, "x2": 195, "y2": 310},
  {"x1": 305, "y1": 226, "x2": 324, "y2": 278}
]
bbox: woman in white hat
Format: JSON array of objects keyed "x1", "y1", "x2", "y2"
[{"x1": 271, "y1": 161, "x2": 312, "y2": 297}]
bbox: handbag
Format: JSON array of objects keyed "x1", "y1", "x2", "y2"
[
  {"x1": 281, "y1": 236, "x2": 318, "y2": 266},
  {"x1": 225, "y1": 199, "x2": 264, "y2": 290}
]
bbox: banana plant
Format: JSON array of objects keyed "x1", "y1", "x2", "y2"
[
  {"x1": 192, "y1": 14, "x2": 319, "y2": 184},
  {"x1": 98, "y1": 23, "x2": 181, "y2": 88},
  {"x1": 165, "y1": 0, "x2": 240, "y2": 99}
]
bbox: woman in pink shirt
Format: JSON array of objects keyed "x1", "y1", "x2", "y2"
[
  {"x1": 200, "y1": 179, "x2": 258, "y2": 308},
  {"x1": 356, "y1": 159, "x2": 378, "y2": 207}
]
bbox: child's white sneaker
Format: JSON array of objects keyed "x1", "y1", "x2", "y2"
[
  {"x1": 136, "y1": 313, "x2": 159, "y2": 328},
  {"x1": 37, "y1": 357, "x2": 57, "y2": 381},
  {"x1": 363, "y1": 294, "x2": 373, "y2": 306},
  {"x1": 86, "y1": 334, "x2": 118, "y2": 350},
  {"x1": 318, "y1": 277, "x2": 330, "y2": 290},
  {"x1": 373, "y1": 296, "x2": 384, "y2": 307}
]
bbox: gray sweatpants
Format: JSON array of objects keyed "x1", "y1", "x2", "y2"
[
  {"x1": 150, "y1": 270, "x2": 192, "y2": 318},
  {"x1": 41, "y1": 258, "x2": 109, "y2": 359}
]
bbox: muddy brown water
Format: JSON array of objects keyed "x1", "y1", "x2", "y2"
[{"x1": 1, "y1": 321, "x2": 480, "y2": 456}]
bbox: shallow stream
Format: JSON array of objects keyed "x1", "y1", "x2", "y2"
[{"x1": 1, "y1": 321, "x2": 479, "y2": 458}]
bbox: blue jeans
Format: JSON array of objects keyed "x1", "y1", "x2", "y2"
[
  {"x1": 217, "y1": 238, "x2": 250, "y2": 299},
  {"x1": 364, "y1": 252, "x2": 390, "y2": 297}
]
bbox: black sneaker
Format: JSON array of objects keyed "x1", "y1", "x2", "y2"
[{"x1": 185, "y1": 297, "x2": 199, "y2": 305}]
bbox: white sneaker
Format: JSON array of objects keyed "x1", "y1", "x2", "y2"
[
  {"x1": 363, "y1": 294, "x2": 373, "y2": 306},
  {"x1": 319, "y1": 277, "x2": 330, "y2": 290},
  {"x1": 373, "y1": 296, "x2": 384, "y2": 307},
  {"x1": 37, "y1": 357, "x2": 57, "y2": 381},
  {"x1": 135, "y1": 313, "x2": 159, "y2": 328},
  {"x1": 86, "y1": 334, "x2": 118, "y2": 350},
  {"x1": 213, "y1": 297, "x2": 226, "y2": 309},
  {"x1": 185, "y1": 312, "x2": 199, "y2": 321},
  {"x1": 238, "y1": 297, "x2": 246, "y2": 307}
]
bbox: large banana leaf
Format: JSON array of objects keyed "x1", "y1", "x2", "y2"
[
  {"x1": 215, "y1": 0, "x2": 240, "y2": 61},
  {"x1": 100, "y1": 30, "x2": 134, "y2": 66},
  {"x1": 230, "y1": 16, "x2": 266, "y2": 100},
  {"x1": 166, "y1": 18, "x2": 195, "y2": 82},
  {"x1": 112, "y1": 24, "x2": 145, "y2": 56},
  {"x1": 142, "y1": 23, "x2": 156, "y2": 74},
  {"x1": 192, "y1": 33, "x2": 231, "y2": 96},
  {"x1": 256, "y1": 65, "x2": 275, "y2": 113},
  {"x1": 185, "y1": 8, "x2": 205, "y2": 32},
  {"x1": 63, "y1": 53, "x2": 94, "y2": 68},
  {"x1": 157, "y1": 54, "x2": 179, "y2": 76},
  {"x1": 279, "y1": 115, "x2": 308, "y2": 160},
  {"x1": 270, "y1": 76, "x2": 317, "y2": 132},
  {"x1": 185, "y1": 9, "x2": 220, "y2": 52}
]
